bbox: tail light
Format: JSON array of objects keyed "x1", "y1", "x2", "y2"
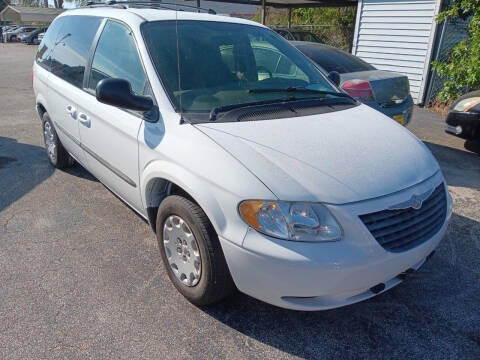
[{"x1": 341, "y1": 79, "x2": 375, "y2": 102}]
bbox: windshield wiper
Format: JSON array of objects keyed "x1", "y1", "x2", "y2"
[
  {"x1": 209, "y1": 88, "x2": 356, "y2": 121},
  {"x1": 248, "y1": 86, "x2": 353, "y2": 99},
  {"x1": 209, "y1": 97, "x2": 304, "y2": 122}
]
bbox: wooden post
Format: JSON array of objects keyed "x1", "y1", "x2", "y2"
[
  {"x1": 261, "y1": 0, "x2": 266, "y2": 25},
  {"x1": 287, "y1": 7, "x2": 292, "y2": 29},
  {"x1": 349, "y1": 4, "x2": 357, "y2": 53}
]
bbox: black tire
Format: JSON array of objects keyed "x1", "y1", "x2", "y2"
[
  {"x1": 156, "y1": 195, "x2": 235, "y2": 306},
  {"x1": 42, "y1": 112, "x2": 74, "y2": 169}
]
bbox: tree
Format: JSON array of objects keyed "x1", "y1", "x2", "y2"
[
  {"x1": 15, "y1": 0, "x2": 68, "y2": 7},
  {"x1": 432, "y1": 0, "x2": 480, "y2": 100},
  {"x1": 15, "y1": 0, "x2": 48, "y2": 7},
  {"x1": 254, "y1": 6, "x2": 356, "y2": 51},
  {"x1": 1, "y1": 0, "x2": 9, "y2": 13}
]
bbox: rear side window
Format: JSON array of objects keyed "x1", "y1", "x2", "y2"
[
  {"x1": 88, "y1": 20, "x2": 146, "y2": 95},
  {"x1": 50, "y1": 16, "x2": 102, "y2": 88},
  {"x1": 35, "y1": 17, "x2": 65, "y2": 71},
  {"x1": 300, "y1": 46, "x2": 375, "y2": 74}
]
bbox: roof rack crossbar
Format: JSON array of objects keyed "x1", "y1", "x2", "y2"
[{"x1": 86, "y1": 1, "x2": 216, "y2": 14}]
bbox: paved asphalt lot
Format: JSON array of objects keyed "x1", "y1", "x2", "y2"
[{"x1": 1, "y1": 43, "x2": 479, "y2": 360}]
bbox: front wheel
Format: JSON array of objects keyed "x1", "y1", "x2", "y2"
[{"x1": 156, "y1": 195, "x2": 235, "y2": 306}]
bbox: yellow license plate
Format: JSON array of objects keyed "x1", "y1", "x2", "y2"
[{"x1": 393, "y1": 113, "x2": 405, "y2": 125}]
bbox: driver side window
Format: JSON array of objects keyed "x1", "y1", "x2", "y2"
[{"x1": 88, "y1": 20, "x2": 146, "y2": 96}]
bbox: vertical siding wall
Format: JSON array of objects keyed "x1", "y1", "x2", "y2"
[{"x1": 352, "y1": 0, "x2": 440, "y2": 104}]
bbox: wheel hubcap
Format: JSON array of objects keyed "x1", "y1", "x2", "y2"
[
  {"x1": 43, "y1": 122, "x2": 56, "y2": 162},
  {"x1": 163, "y1": 215, "x2": 201, "y2": 287}
]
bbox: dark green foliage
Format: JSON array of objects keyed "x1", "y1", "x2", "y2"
[{"x1": 432, "y1": 0, "x2": 480, "y2": 100}]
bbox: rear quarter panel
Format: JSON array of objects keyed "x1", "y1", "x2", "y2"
[{"x1": 33, "y1": 62, "x2": 50, "y2": 118}]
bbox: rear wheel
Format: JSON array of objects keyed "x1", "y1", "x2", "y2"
[
  {"x1": 42, "y1": 113, "x2": 74, "y2": 169},
  {"x1": 156, "y1": 195, "x2": 235, "y2": 306}
]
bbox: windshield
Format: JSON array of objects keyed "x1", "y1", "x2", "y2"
[{"x1": 142, "y1": 21, "x2": 338, "y2": 114}]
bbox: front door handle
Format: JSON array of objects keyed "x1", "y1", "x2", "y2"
[
  {"x1": 66, "y1": 105, "x2": 77, "y2": 118},
  {"x1": 78, "y1": 113, "x2": 91, "y2": 128}
]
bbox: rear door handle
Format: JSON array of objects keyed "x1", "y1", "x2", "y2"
[
  {"x1": 78, "y1": 113, "x2": 91, "y2": 128},
  {"x1": 66, "y1": 105, "x2": 77, "y2": 118}
]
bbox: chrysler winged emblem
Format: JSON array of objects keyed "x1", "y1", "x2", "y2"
[{"x1": 388, "y1": 187, "x2": 435, "y2": 211}]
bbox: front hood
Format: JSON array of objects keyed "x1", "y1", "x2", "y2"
[{"x1": 196, "y1": 104, "x2": 439, "y2": 204}]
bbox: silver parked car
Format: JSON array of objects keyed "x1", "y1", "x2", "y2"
[{"x1": 293, "y1": 41, "x2": 414, "y2": 126}]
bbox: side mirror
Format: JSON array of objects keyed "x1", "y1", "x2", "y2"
[
  {"x1": 328, "y1": 71, "x2": 341, "y2": 87},
  {"x1": 96, "y1": 78, "x2": 153, "y2": 112}
]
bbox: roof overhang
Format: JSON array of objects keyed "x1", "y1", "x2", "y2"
[{"x1": 0, "y1": 6, "x2": 64, "y2": 23}]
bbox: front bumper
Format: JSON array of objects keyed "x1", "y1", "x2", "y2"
[{"x1": 220, "y1": 172, "x2": 452, "y2": 311}]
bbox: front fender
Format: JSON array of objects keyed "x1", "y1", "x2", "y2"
[{"x1": 140, "y1": 159, "x2": 249, "y2": 246}]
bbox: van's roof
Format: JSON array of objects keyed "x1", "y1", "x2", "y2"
[{"x1": 60, "y1": 6, "x2": 263, "y2": 27}]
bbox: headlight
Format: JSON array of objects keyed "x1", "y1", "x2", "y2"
[
  {"x1": 454, "y1": 97, "x2": 480, "y2": 112},
  {"x1": 239, "y1": 200, "x2": 342, "y2": 242}
]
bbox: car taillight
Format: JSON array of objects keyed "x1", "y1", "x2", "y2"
[{"x1": 341, "y1": 79, "x2": 375, "y2": 101}]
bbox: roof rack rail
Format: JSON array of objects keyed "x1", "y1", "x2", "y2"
[
  {"x1": 86, "y1": 2, "x2": 127, "y2": 8},
  {"x1": 85, "y1": 1, "x2": 216, "y2": 14}
]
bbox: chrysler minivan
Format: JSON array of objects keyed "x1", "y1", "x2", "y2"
[{"x1": 33, "y1": 5, "x2": 452, "y2": 311}]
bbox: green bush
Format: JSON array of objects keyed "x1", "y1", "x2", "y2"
[
  {"x1": 254, "y1": 7, "x2": 356, "y2": 51},
  {"x1": 432, "y1": 0, "x2": 480, "y2": 101}
]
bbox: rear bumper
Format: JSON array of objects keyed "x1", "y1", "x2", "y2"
[
  {"x1": 364, "y1": 95, "x2": 414, "y2": 126},
  {"x1": 445, "y1": 110, "x2": 480, "y2": 140}
]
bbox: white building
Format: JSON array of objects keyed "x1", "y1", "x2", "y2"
[{"x1": 351, "y1": 0, "x2": 466, "y2": 104}]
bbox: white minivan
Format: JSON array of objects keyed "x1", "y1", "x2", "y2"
[{"x1": 33, "y1": 4, "x2": 452, "y2": 311}]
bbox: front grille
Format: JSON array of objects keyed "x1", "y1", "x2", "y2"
[{"x1": 360, "y1": 183, "x2": 447, "y2": 252}]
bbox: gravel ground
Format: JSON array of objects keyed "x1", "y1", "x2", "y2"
[{"x1": 0, "y1": 43, "x2": 479, "y2": 360}]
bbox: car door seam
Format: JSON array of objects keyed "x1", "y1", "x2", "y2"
[{"x1": 54, "y1": 121, "x2": 137, "y2": 188}]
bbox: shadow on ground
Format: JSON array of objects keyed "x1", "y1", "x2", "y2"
[
  {"x1": 465, "y1": 140, "x2": 480, "y2": 154},
  {"x1": 0, "y1": 136, "x2": 96, "y2": 212},
  {"x1": 202, "y1": 212, "x2": 480, "y2": 359},
  {"x1": 424, "y1": 141, "x2": 480, "y2": 190}
]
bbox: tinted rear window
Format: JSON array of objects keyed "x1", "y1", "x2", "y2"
[
  {"x1": 35, "y1": 17, "x2": 65, "y2": 71},
  {"x1": 50, "y1": 16, "x2": 102, "y2": 88},
  {"x1": 299, "y1": 45, "x2": 375, "y2": 74}
]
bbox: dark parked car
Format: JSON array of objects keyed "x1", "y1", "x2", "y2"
[
  {"x1": 445, "y1": 90, "x2": 480, "y2": 141},
  {"x1": 293, "y1": 41, "x2": 414, "y2": 126},
  {"x1": 20, "y1": 27, "x2": 46, "y2": 45},
  {"x1": 274, "y1": 28, "x2": 324, "y2": 43}
]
